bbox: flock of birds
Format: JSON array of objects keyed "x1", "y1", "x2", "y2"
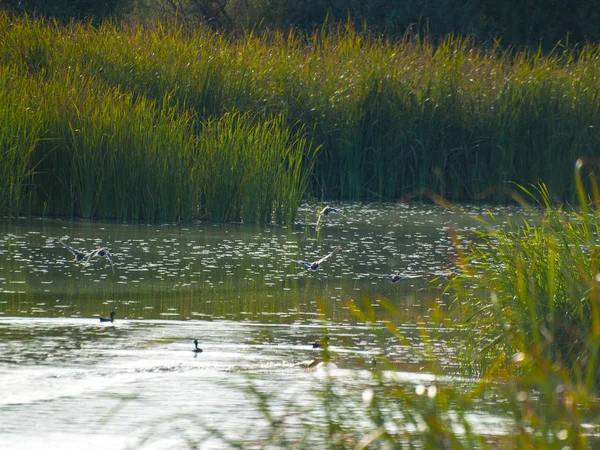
[
  {"x1": 58, "y1": 205, "x2": 425, "y2": 355},
  {"x1": 292, "y1": 206, "x2": 422, "y2": 282},
  {"x1": 59, "y1": 238, "x2": 114, "y2": 269}
]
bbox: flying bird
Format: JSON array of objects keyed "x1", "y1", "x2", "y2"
[
  {"x1": 383, "y1": 272, "x2": 423, "y2": 283},
  {"x1": 59, "y1": 239, "x2": 88, "y2": 262},
  {"x1": 85, "y1": 247, "x2": 114, "y2": 268},
  {"x1": 316, "y1": 206, "x2": 344, "y2": 230},
  {"x1": 293, "y1": 246, "x2": 341, "y2": 270},
  {"x1": 59, "y1": 238, "x2": 114, "y2": 270}
]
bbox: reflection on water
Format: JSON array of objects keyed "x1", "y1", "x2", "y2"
[
  {"x1": 0, "y1": 203, "x2": 477, "y2": 322},
  {"x1": 0, "y1": 203, "x2": 524, "y2": 448},
  {"x1": 0, "y1": 317, "x2": 493, "y2": 449}
]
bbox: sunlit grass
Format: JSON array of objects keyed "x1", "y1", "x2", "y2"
[
  {"x1": 194, "y1": 112, "x2": 315, "y2": 222},
  {"x1": 0, "y1": 66, "x2": 42, "y2": 215},
  {"x1": 448, "y1": 174, "x2": 600, "y2": 389},
  {"x1": 1, "y1": 13, "x2": 600, "y2": 217},
  {"x1": 0, "y1": 67, "x2": 313, "y2": 222}
]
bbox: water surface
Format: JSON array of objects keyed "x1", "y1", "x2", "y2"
[{"x1": 0, "y1": 203, "x2": 520, "y2": 448}]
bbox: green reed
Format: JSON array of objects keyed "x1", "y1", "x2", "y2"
[
  {"x1": 193, "y1": 112, "x2": 313, "y2": 222},
  {"x1": 0, "y1": 66, "x2": 43, "y2": 215},
  {"x1": 2, "y1": 13, "x2": 600, "y2": 216},
  {"x1": 199, "y1": 171, "x2": 600, "y2": 447},
  {"x1": 0, "y1": 72, "x2": 311, "y2": 222},
  {"x1": 446, "y1": 167, "x2": 600, "y2": 393}
]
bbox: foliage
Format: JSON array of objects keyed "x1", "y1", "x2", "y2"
[
  {"x1": 0, "y1": 0, "x2": 133, "y2": 23},
  {"x1": 448, "y1": 166, "x2": 600, "y2": 390},
  {"x1": 131, "y1": 0, "x2": 600, "y2": 50},
  {"x1": 2, "y1": 14, "x2": 600, "y2": 218},
  {"x1": 0, "y1": 62, "x2": 314, "y2": 221},
  {"x1": 195, "y1": 294, "x2": 600, "y2": 448},
  {"x1": 0, "y1": 66, "x2": 42, "y2": 214},
  {"x1": 215, "y1": 167, "x2": 600, "y2": 448}
]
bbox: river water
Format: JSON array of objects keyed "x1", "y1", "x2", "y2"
[{"x1": 0, "y1": 203, "x2": 520, "y2": 448}]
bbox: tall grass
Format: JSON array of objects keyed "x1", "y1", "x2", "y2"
[
  {"x1": 2, "y1": 13, "x2": 600, "y2": 219},
  {"x1": 447, "y1": 164, "x2": 600, "y2": 392},
  {"x1": 0, "y1": 66, "x2": 43, "y2": 215},
  {"x1": 194, "y1": 112, "x2": 315, "y2": 222},
  {"x1": 0, "y1": 71, "x2": 312, "y2": 222}
]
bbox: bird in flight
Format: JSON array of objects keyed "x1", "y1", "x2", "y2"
[
  {"x1": 85, "y1": 247, "x2": 114, "y2": 268},
  {"x1": 316, "y1": 206, "x2": 344, "y2": 230},
  {"x1": 383, "y1": 272, "x2": 423, "y2": 283},
  {"x1": 59, "y1": 239, "x2": 114, "y2": 270},
  {"x1": 293, "y1": 246, "x2": 341, "y2": 270},
  {"x1": 59, "y1": 239, "x2": 88, "y2": 262}
]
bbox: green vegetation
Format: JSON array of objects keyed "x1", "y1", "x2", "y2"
[
  {"x1": 448, "y1": 164, "x2": 600, "y2": 388},
  {"x1": 0, "y1": 15, "x2": 314, "y2": 221},
  {"x1": 6, "y1": 1, "x2": 600, "y2": 50},
  {"x1": 2, "y1": 13, "x2": 600, "y2": 221}
]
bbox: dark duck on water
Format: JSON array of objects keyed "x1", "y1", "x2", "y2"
[
  {"x1": 193, "y1": 340, "x2": 203, "y2": 353},
  {"x1": 312, "y1": 336, "x2": 330, "y2": 348},
  {"x1": 383, "y1": 272, "x2": 423, "y2": 283},
  {"x1": 100, "y1": 312, "x2": 116, "y2": 323}
]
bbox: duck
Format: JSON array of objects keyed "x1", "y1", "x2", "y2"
[
  {"x1": 312, "y1": 336, "x2": 330, "y2": 348},
  {"x1": 99, "y1": 311, "x2": 116, "y2": 323},
  {"x1": 85, "y1": 247, "x2": 114, "y2": 268},
  {"x1": 59, "y1": 239, "x2": 114, "y2": 269},
  {"x1": 293, "y1": 246, "x2": 341, "y2": 271},
  {"x1": 384, "y1": 273, "x2": 405, "y2": 283},
  {"x1": 193, "y1": 340, "x2": 203, "y2": 353},
  {"x1": 59, "y1": 239, "x2": 88, "y2": 262},
  {"x1": 383, "y1": 272, "x2": 423, "y2": 283},
  {"x1": 316, "y1": 206, "x2": 344, "y2": 230}
]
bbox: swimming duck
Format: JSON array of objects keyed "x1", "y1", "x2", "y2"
[
  {"x1": 99, "y1": 311, "x2": 116, "y2": 323},
  {"x1": 293, "y1": 246, "x2": 341, "y2": 271},
  {"x1": 312, "y1": 336, "x2": 330, "y2": 348},
  {"x1": 316, "y1": 206, "x2": 344, "y2": 230},
  {"x1": 193, "y1": 340, "x2": 203, "y2": 353}
]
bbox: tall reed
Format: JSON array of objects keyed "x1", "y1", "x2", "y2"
[
  {"x1": 0, "y1": 66, "x2": 43, "y2": 215},
  {"x1": 447, "y1": 170, "x2": 600, "y2": 391},
  {"x1": 2, "y1": 13, "x2": 600, "y2": 217},
  {"x1": 0, "y1": 72, "x2": 312, "y2": 222},
  {"x1": 193, "y1": 112, "x2": 314, "y2": 222}
]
